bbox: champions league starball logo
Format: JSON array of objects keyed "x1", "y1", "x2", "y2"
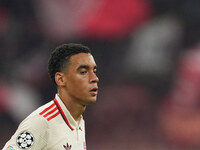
[{"x1": 16, "y1": 131, "x2": 34, "y2": 149}]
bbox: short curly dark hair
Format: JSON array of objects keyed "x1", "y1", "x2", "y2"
[{"x1": 48, "y1": 43, "x2": 91, "y2": 85}]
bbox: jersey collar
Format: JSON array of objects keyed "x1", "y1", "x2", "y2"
[{"x1": 54, "y1": 94, "x2": 84, "y2": 131}]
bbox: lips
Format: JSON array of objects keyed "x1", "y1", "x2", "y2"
[{"x1": 89, "y1": 87, "x2": 98, "y2": 96}]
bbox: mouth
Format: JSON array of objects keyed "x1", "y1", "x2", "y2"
[{"x1": 89, "y1": 87, "x2": 98, "y2": 96}]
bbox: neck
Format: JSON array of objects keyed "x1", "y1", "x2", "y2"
[{"x1": 58, "y1": 90, "x2": 86, "y2": 121}]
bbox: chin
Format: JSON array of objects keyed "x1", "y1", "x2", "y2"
[{"x1": 86, "y1": 97, "x2": 97, "y2": 104}]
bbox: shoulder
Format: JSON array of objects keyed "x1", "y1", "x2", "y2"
[
  {"x1": 19, "y1": 101, "x2": 56, "y2": 130},
  {"x1": 2, "y1": 101, "x2": 57, "y2": 150}
]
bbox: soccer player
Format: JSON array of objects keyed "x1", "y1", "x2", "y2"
[{"x1": 2, "y1": 43, "x2": 99, "y2": 150}]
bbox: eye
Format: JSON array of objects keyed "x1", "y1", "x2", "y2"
[
  {"x1": 80, "y1": 70, "x2": 87, "y2": 75},
  {"x1": 94, "y1": 69, "x2": 97, "y2": 74}
]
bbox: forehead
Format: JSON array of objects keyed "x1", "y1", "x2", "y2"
[{"x1": 69, "y1": 53, "x2": 96, "y2": 68}]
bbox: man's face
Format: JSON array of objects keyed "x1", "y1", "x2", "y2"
[{"x1": 63, "y1": 53, "x2": 99, "y2": 105}]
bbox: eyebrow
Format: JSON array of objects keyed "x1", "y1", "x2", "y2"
[{"x1": 77, "y1": 65, "x2": 97, "y2": 71}]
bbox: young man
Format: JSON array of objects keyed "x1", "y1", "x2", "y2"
[{"x1": 2, "y1": 43, "x2": 99, "y2": 150}]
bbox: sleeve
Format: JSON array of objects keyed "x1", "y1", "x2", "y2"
[{"x1": 2, "y1": 115, "x2": 48, "y2": 150}]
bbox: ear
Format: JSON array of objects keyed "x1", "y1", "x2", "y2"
[{"x1": 55, "y1": 72, "x2": 66, "y2": 87}]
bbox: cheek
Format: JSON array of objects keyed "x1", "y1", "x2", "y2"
[
  {"x1": 67, "y1": 77, "x2": 88, "y2": 93},
  {"x1": 68, "y1": 81, "x2": 80, "y2": 91}
]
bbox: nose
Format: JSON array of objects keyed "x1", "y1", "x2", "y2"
[{"x1": 90, "y1": 72, "x2": 99, "y2": 83}]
